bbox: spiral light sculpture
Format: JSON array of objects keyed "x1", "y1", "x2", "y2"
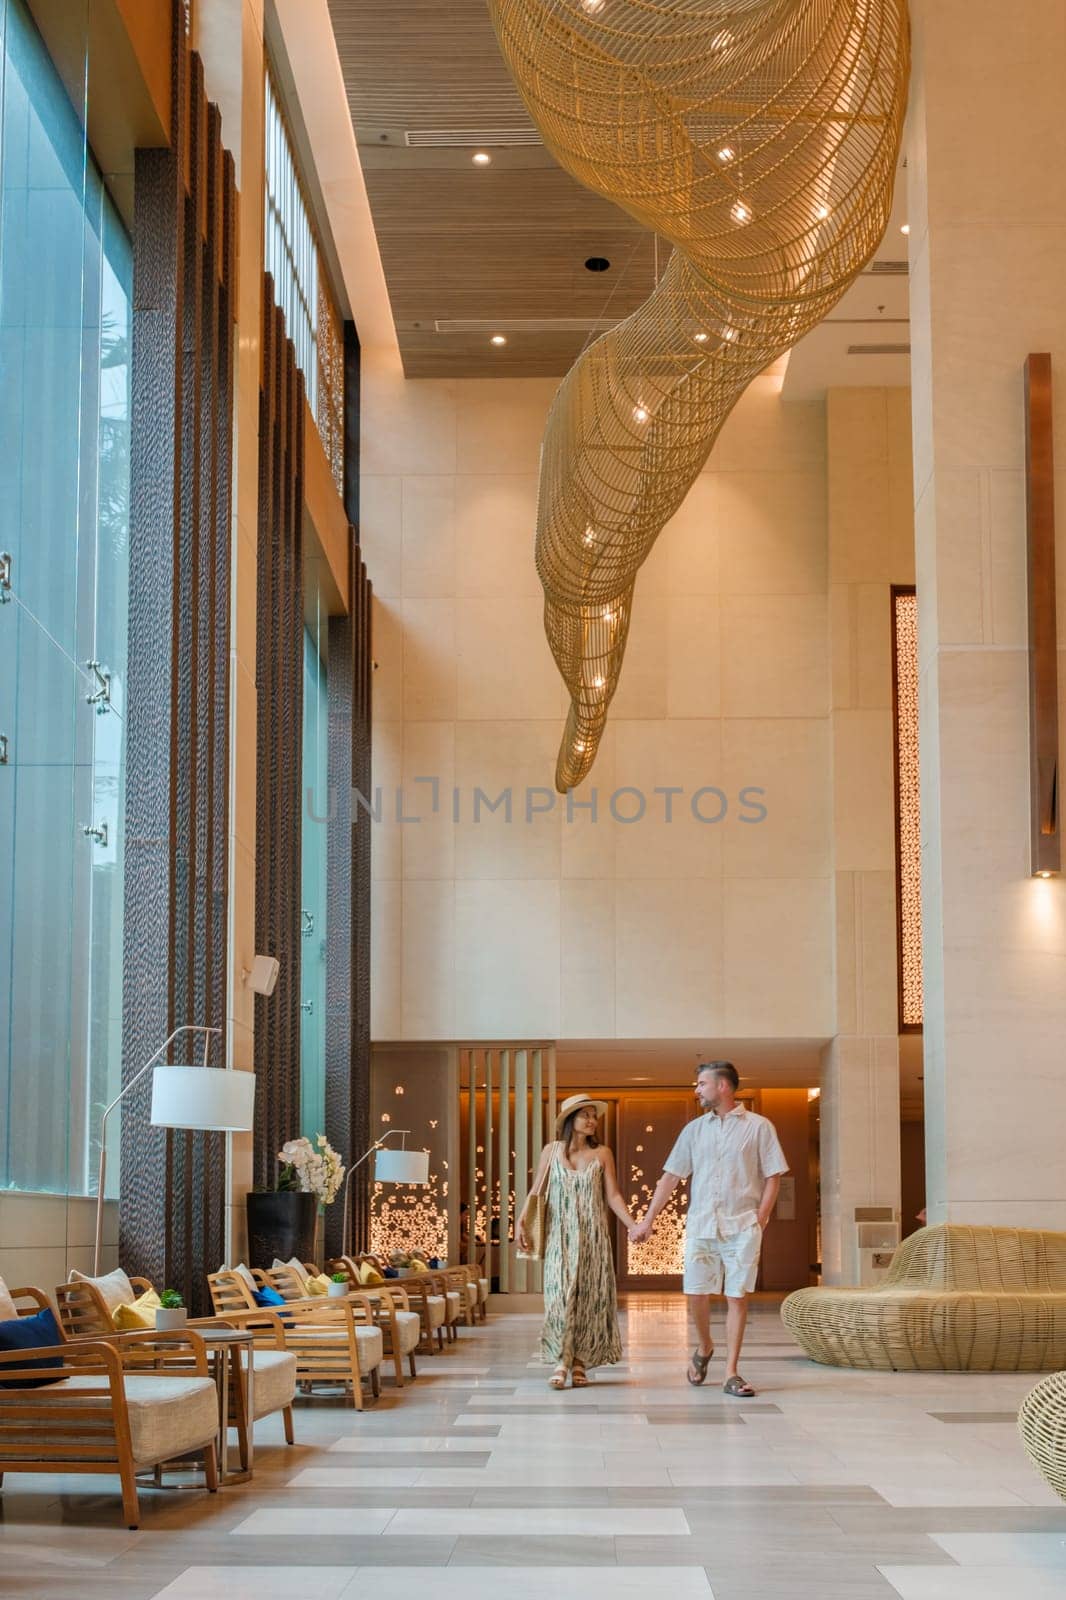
[{"x1": 487, "y1": 0, "x2": 910, "y2": 789}]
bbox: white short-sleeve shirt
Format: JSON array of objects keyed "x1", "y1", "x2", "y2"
[{"x1": 664, "y1": 1106, "x2": 789, "y2": 1238}]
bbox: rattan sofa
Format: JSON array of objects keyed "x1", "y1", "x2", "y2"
[
  {"x1": 1018, "y1": 1371, "x2": 1066, "y2": 1500},
  {"x1": 782, "y1": 1224, "x2": 1066, "y2": 1372}
]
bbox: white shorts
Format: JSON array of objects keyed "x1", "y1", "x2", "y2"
[{"x1": 683, "y1": 1225, "x2": 762, "y2": 1298}]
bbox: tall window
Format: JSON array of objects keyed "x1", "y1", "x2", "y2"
[
  {"x1": 264, "y1": 66, "x2": 344, "y2": 493},
  {"x1": 0, "y1": 0, "x2": 132, "y2": 1194}
]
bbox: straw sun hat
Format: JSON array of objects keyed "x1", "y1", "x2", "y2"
[{"x1": 554, "y1": 1093, "x2": 608, "y2": 1137}]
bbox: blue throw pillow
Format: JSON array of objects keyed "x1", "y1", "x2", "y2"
[
  {"x1": 383, "y1": 1266, "x2": 399, "y2": 1278},
  {"x1": 252, "y1": 1286, "x2": 286, "y2": 1308},
  {"x1": 0, "y1": 1308, "x2": 63, "y2": 1389}
]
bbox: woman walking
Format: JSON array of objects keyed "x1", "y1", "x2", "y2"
[{"x1": 516, "y1": 1093, "x2": 634, "y2": 1389}]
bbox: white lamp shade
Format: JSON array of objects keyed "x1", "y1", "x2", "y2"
[
  {"x1": 150, "y1": 1065, "x2": 256, "y2": 1131},
  {"x1": 375, "y1": 1148, "x2": 429, "y2": 1185}
]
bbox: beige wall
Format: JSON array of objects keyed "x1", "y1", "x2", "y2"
[
  {"x1": 0, "y1": 1194, "x2": 118, "y2": 1293},
  {"x1": 362, "y1": 350, "x2": 838, "y2": 1044}
]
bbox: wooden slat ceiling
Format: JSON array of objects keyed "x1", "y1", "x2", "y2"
[{"x1": 326, "y1": 0, "x2": 657, "y2": 378}]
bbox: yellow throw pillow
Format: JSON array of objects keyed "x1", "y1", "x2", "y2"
[
  {"x1": 304, "y1": 1273, "x2": 332, "y2": 1296},
  {"x1": 112, "y1": 1289, "x2": 162, "y2": 1330},
  {"x1": 409, "y1": 1258, "x2": 428, "y2": 1273},
  {"x1": 357, "y1": 1262, "x2": 384, "y2": 1287}
]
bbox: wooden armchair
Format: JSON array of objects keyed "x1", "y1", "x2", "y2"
[
  {"x1": 206, "y1": 1270, "x2": 383, "y2": 1408},
  {"x1": 323, "y1": 1261, "x2": 420, "y2": 1385},
  {"x1": 55, "y1": 1276, "x2": 297, "y2": 1460},
  {"x1": 340, "y1": 1255, "x2": 449, "y2": 1356},
  {"x1": 0, "y1": 1328, "x2": 219, "y2": 1528},
  {"x1": 0, "y1": 1285, "x2": 51, "y2": 1318}
]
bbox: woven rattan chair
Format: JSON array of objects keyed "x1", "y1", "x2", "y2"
[
  {"x1": 782, "y1": 1225, "x2": 1066, "y2": 1372},
  {"x1": 1018, "y1": 1371, "x2": 1066, "y2": 1501}
]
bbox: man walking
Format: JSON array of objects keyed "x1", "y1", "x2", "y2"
[{"x1": 631, "y1": 1061, "x2": 789, "y2": 1396}]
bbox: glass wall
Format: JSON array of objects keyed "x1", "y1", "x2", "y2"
[
  {"x1": 0, "y1": 0, "x2": 131, "y2": 1195},
  {"x1": 300, "y1": 601, "x2": 328, "y2": 1141}
]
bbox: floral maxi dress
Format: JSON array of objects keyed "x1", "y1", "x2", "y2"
[{"x1": 539, "y1": 1150, "x2": 623, "y2": 1369}]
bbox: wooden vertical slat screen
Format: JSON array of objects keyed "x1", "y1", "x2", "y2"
[
  {"x1": 1024, "y1": 353, "x2": 1061, "y2": 878},
  {"x1": 121, "y1": 0, "x2": 236, "y2": 1314},
  {"x1": 252, "y1": 279, "x2": 305, "y2": 1191}
]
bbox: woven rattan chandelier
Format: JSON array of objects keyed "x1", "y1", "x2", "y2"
[{"x1": 487, "y1": 0, "x2": 910, "y2": 790}]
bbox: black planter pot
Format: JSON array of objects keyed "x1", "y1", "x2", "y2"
[{"x1": 246, "y1": 1190, "x2": 317, "y2": 1268}]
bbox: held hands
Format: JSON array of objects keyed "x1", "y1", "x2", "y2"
[{"x1": 629, "y1": 1215, "x2": 653, "y2": 1245}]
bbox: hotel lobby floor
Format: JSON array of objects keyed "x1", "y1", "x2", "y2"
[{"x1": 2, "y1": 1294, "x2": 1065, "y2": 1599}]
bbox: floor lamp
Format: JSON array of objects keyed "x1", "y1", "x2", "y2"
[
  {"x1": 340, "y1": 1129, "x2": 430, "y2": 1259},
  {"x1": 93, "y1": 1024, "x2": 257, "y2": 1274}
]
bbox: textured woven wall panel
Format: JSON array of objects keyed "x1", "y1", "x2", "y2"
[
  {"x1": 122, "y1": 3, "x2": 236, "y2": 1314},
  {"x1": 253, "y1": 283, "x2": 306, "y2": 1191},
  {"x1": 488, "y1": 0, "x2": 910, "y2": 788}
]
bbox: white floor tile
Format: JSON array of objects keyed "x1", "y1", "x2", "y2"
[
  {"x1": 231, "y1": 1510, "x2": 395, "y2": 1537},
  {"x1": 878, "y1": 1569, "x2": 1066, "y2": 1599},
  {"x1": 930, "y1": 1534, "x2": 1066, "y2": 1567},
  {"x1": 290, "y1": 1468, "x2": 423, "y2": 1488},
  {"x1": 383, "y1": 1508, "x2": 691, "y2": 1537},
  {"x1": 328, "y1": 1435, "x2": 446, "y2": 1453},
  {"x1": 339, "y1": 1570, "x2": 713, "y2": 1599},
  {"x1": 871, "y1": 1484, "x2": 1029, "y2": 1508},
  {"x1": 152, "y1": 1571, "x2": 357, "y2": 1600}
]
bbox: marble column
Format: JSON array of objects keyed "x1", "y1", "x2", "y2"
[
  {"x1": 819, "y1": 390, "x2": 913, "y2": 1282},
  {"x1": 907, "y1": 0, "x2": 1066, "y2": 1229},
  {"x1": 196, "y1": 0, "x2": 265, "y2": 1261}
]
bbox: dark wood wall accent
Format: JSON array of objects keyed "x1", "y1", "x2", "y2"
[
  {"x1": 324, "y1": 551, "x2": 373, "y2": 1256},
  {"x1": 253, "y1": 278, "x2": 306, "y2": 1188},
  {"x1": 323, "y1": 322, "x2": 371, "y2": 1257},
  {"x1": 121, "y1": 1, "x2": 236, "y2": 1314},
  {"x1": 1024, "y1": 353, "x2": 1061, "y2": 878}
]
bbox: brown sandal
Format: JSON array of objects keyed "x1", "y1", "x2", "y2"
[
  {"x1": 722, "y1": 1374, "x2": 756, "y2": 1397},
  {"x1": 571, "y1": 1362, "x2": 589, "y2": 1387},
  {"x1": 687, "y1": 1346, "x2": 713, "y2": 1386}
]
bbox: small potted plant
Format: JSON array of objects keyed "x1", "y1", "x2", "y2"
[
  {"x1": 155, "y1": 1289, "x2": 187, "y2": 1331},
  {"x1": 328, "y1": 1270, "x2": 350, "y2": 1299}
]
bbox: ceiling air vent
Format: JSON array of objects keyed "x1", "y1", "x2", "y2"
[
  {"x1": 847, "y1": 343, "x2": 911, "y2": 356},
  {"x1": 867, "y1": 259, "x2": 909, "y2": 275},
  {"x1": 405, "y1": 127, "x2": 541, "y2": 147}
]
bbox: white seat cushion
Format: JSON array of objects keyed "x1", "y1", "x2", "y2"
[
  {"x1": 478, "y1": 1278, "x2": 489, "y2": 1303},
  {"x1": 444, "y1": 1291, "x2": 461, "y2": 1322},
  {"x1": 248, "y1": 1349, "x2": 297, "y2": 1420},
  {"x1": 390, "y1": 1309, "x2": 421, "y2": 1355},
  {"x1": 32, "y1": 1373, "x2": 218, "y2": 1466},
  {"x1": 354, "y1": 1325, "x2": 384, "y2": 1368},
  {"x1": 462, "y1": 1282, "x2": 478, "y2": 1310},
  {"x1": 424, "y1": 1294, "x2": 446, "y2": 1329}
]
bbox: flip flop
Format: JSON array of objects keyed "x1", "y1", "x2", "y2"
[
  {"x1": 722, "y1": 1374, "x2": 756, "y2": 1397},
  {"x1": 687, "y1": 1346, "x2": 713, "y2": 1386}
]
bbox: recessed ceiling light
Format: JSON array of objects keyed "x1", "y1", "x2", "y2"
[
  {"x1": 490, "y1": 334, "x2": 507, "y2": 345},
  {"x1": 731, "y1": 199, "x2": 752, "y2": 225},
  {"x1": 900, "y1": 222, "x2": 910, "y2": 234},
  {"x1": 472, "y1": 151, "x2": 491, "y2": 166},
  {"x1": 585, "y1": 256, "x2": 611, "y2": 272}
]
